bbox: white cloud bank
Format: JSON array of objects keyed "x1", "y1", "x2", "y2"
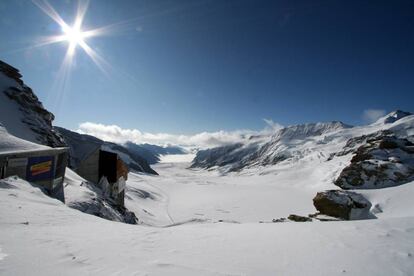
[
  {"x1": 76, "y1": 119, "x2": 283, "y2": 149},
  {"x1": 363, "y1": 109, "x2": 386, "y2": 123}
]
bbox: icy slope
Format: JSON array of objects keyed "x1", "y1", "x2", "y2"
[
  {"x1": 0, "y1": 60, "x2": 65, "y2": 147},
  {"x1": 1, "y1": 174, "x2": 414, "y2": 275}
]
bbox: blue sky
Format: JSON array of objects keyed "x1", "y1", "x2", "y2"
[{"x1": 1, "y1": 0, "x2": 413, "y2": 138}]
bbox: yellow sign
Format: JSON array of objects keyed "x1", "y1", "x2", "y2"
[{"x1": 30, "y1": 161, "x2": 52, "y2": 176}]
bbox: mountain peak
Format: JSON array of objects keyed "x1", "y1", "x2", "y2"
[
  {"x1": 273, "y1": 121, "x2": 352, "y2": 141},
  {"x1": 375, "y1": 110, "x2": 412, "y2": 124}
]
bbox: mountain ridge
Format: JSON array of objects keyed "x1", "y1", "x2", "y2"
[{"x1": 191, "y1": 113, "x2": 414, "y2": 174}]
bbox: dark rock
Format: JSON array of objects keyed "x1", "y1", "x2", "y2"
[
  {"x1": 1, "y1": 60, "x2": 66, "y2": 147},
  {"x1": 313, "y1": 190, "x2": 372, "y2": 220},
  {"x1": 118, "y1": 207, "x2": 139, "y2": 225},
  {"x1": 334, "y1": 132, "x2": 414, "y2": 189},
  {"x1": 272, "y1": 218, "x2": 287, "y2": 223},
  {"x1": 379, "y1": 139, "x2": 399, "y2": 149},
  {"x1": 0, "y1": 60, "x2": 23, "y2": 84},
  {"x1": 287, "y1": 214, "x2": 312, "y2": 222}
]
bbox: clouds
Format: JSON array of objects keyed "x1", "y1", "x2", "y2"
[
  {"x1": 77, "y1": 121, "x2": 278, "y2": 149},
  {"x1": 263, "y1": 118, "x2": 283, "y2": 132},
  {"x1": 362, "y1": 109, "x2": 386, "y2": 123}
]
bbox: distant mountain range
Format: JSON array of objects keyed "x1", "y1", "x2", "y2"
[
  {"x1": 191, "y1": 121, "x2": 352, "y2": 171},
  {"x1": 191, "y1": 110, "x2": 414, "y2": 190},
  {"x1": 124, "y1": 142, "x2": 186, "y2": 165}
]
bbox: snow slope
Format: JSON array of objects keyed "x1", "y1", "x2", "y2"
[
  {"x1": 1, "y1": 166, "x2": 414, "y2": 275},
  {"x1": 64, "y1": 168, "x2": 137, "y2": 224},
  {"x1": 0, "y1": 124, "x2": 49, "y2": 154}
]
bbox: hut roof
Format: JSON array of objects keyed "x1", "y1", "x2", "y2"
[{"x1": 0, "y1": 125, "x2": 66, "y2": 156}]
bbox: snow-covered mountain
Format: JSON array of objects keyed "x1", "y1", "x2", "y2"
[
  {"x1": 191, "y1": 121, "x2": 352, "y2": 171},
  {"x1": 124, "y1": 142, "x2": 186, "y2": 165},
  {"x1": 192, "y1": 112, "x2": 414, "y2": 191},
  {"x1": 0, "y1": 60, "x2": 65, "y2": 147},
  {"x1": 55, "y1": 127, "x2": 158, "y2": 175}
]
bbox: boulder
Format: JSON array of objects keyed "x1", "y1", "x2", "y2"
[{"x1": 313, "y1": 190, "x2": 372, "y2": 220}]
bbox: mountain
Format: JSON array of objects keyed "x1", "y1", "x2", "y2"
[
  {"x1": 124, "y1": 142, "x2": 186, "y2": 164},
  {"x1": 374, "y1": 110, "x2": 412, "y2": 125},
  {"x1": 191, "y1": 121, "x2": 352, "y2": 171},
  {"x1": 55, "y1": 127, "x2": 158, "y2": 175},
  {"x1": 0, "y1": 60, "x2": 65, "y2": 147},
  {"x1": 123, "y1": 142, "x2": 160, "y2": 164},
  {"x1": 140, "y1": 143, "x2": 186, "y2": 155},
  {"x1": 191, "y1": 113, "x2": 414, "y2": 190}
]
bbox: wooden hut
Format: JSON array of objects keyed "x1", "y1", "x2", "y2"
[
  {"x1": 0, "y1": 125, "x2": 68, "y2": 202},
  {"x1": 75, "y1": 147, "x2": 128, "y2": 207}
]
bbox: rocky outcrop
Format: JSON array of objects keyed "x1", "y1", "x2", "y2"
[
  {"x1": 313, "y1": 190, "x2": 372, "y2": 220},
  {"x1": 334, "y1": 132, "x2": 414, "y2": 189},
  {"x1": 0, "y1": 60, "x2": 65, "y2": 147},
  {"x1": 0, "y1": 60, "x2": 23, "y2": 84}
]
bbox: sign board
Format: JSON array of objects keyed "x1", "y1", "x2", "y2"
[{"x1": 26, "y1": 156, "x2": 54, "y2": 181}]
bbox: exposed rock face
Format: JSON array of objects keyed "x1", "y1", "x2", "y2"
[
  {"x1": 313, "y1": 190, "x2": 372, "y2": 220},
  {"x1": 334, "y1": 132, "x2": 414, "y2": 189},
  {"x1": 0, "y1": 60, "x2": 65, "y2": 147}
]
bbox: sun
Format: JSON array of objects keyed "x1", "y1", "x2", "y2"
[
  {"x1": 62, "y1": 24, "x2": 85, "y2": 47},
  {"x1": 32, "y1": 0, "x2": 117, "y2": 75},
  {"x1": 60, "y1": 15, "x2": 88, "y2": 56}
]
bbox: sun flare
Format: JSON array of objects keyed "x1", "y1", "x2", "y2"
[
  {"x1": 62, "y1": 25, "x2": 85, "y2": 46},
  {"x1": 32, "y1": 0, "x2": 110, "y2": 66},
  {"x1": 61, "y1": 24, "x2": 85, "y2": 55}
]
